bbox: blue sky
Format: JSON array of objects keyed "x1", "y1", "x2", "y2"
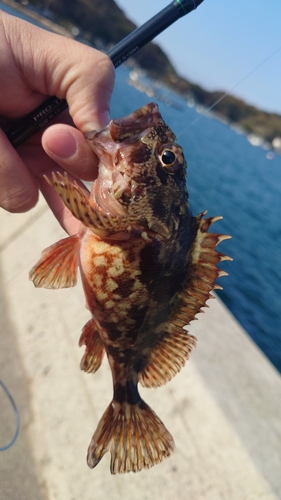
[{"x1": 115, "y1": 0, "x2": 281, "y2": 114}]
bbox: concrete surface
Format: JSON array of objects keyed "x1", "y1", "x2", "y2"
[{"x1": 1, "y1": 195, "x2": 281, "y2": 500}]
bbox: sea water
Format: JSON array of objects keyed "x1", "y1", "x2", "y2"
[
  {"x1": 1, "y1": 3, "x2": 281, "y2": 371},
  {"x1": 111, "y1": 68, "x2": 281, "y2": 371}
]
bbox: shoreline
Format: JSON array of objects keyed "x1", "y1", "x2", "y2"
[
  {"x1": 0, "y1": 0, "x2": 74, "y2": 37},
  {"x1": 2, "y1": 0, "x2": 281, "y2": 152}
]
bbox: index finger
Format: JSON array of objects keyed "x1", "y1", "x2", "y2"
[{"x1": 0, "y1": 129, "x2": 38, "y2": 212}]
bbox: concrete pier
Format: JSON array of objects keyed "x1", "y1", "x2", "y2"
[{"x1": 1, "y1": 196, "x2": 281, "y2": 500}]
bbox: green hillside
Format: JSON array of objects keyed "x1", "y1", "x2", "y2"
[{"x1": 14, "y1": 0, "x2": 281, "y2": 146}]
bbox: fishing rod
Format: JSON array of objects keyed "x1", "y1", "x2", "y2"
[{"x1": 7, "y1": 0, "x2": 204, "y2": 148}]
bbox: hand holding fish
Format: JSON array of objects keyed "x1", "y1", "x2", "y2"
[{"x1": 0, "y1": 11, "x2": 115, "y2": 233}]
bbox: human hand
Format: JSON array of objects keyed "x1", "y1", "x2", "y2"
[{"x1": 0, "y1": 11, "x2": 115, "y2": 234}]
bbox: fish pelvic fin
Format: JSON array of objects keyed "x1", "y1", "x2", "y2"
[
  {"x1": 87, "y1": 399, "x2": 175, "y2": 474},
  {"x1": 79, "y1": 318, "x2": 105, "y2": 373},
  {"x1": 29, "y1": 235, "x2": 79, "y2": 289},
  {"x1": 45, "y1": 172, "x2": 139, "y2": 237}
]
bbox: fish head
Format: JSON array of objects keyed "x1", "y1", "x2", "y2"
[{"x1": 86, "y1": 102, "x2": 190, "y2": 240}]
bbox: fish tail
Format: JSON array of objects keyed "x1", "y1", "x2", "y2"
[{"x1": 87, "y1": 399, "x2": 175, "y2": 474}]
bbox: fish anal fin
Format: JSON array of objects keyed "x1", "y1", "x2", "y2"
[
  {"x1": 45, "y1": 172, "x2": 138, "y2": 236},
  {"x1": 29, "y1": 235, "x2": 79, "y2": 289},
  {"x1": 87, "y1": 399, "x2": 175, "y2": 474},
  {"x1": 79, "y1": 318, "x2": 105, "y2": 373},
  {"x1": 140, "y1": 327, "x2": 196, "y2": 388}
]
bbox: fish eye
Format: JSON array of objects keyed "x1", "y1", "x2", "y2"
[
  {"x1": 161, "y1": 149, "x2": 176, "y2": 166},
  {"x1": 159, "y1": 144, "x2": 184, "y2": 173}
]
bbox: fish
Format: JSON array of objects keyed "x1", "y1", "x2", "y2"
[{"x1": 29, "y1": 102, "x2": 231, "y2": 474}]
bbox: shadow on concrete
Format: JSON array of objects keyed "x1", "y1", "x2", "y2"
[{"x1": 0, "y1": 263, "x2": 48, "y2": 500}]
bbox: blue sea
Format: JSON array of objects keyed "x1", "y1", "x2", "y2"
[
  {"x1": 111, "y1": 69, "x2": 281, "y2": 372},
  {"x1": 2, "y1": 2, "x2": 281, "y2": 372}
]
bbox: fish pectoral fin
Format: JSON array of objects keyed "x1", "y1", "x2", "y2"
[
  {"x1": 45, "y1": 172, "x2": 138, "y2": 235},
  {"x1": 79, "y1": 318, "x2": 105, "y2": 373},
  {"x1": 87, "y1": 398, "x2": 175, "y2": 474},
  {"x1": 29, "y1": 235, "x2": 79, "y2": 289},
  {"x1": 140, "y1": 327, "x2": 196, "y2": 388}
]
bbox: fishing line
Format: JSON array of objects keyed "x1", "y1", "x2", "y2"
[
  {"x1": 191, "y1": 44, "x2": 281, "y2": 127},
  {"x1": 176, "y1": 43, "x2": 281, "y2": 138},
  {"x1": 0, "y1": 379, "x2": 20, "y2": 451}
]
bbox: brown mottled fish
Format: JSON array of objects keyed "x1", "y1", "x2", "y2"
[{"x1": 30, "y1": 103, "x2": 231, "y2": 474}]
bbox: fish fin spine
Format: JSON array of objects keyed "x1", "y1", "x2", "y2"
[
  {"x1": 29, "y1": 234, "x2": 79, "y2": 289},
  {"x1": 79, "y1": 318, "x2": 105, "y2": 373},
  {"x1": 140, "y1": 213, "x2": 231, "y2": 388},
  {"x1": 87, "y1": 399, "x2": 175, "y2": 474},
  {"x1": 170, "y1": 212, "x2": 232, "y2": 329},
  {"x1": 140, "y1": 212, "x2": 232, "y2": 387}
]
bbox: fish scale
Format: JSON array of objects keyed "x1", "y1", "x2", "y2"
[{"x1": 29, "y1": 102, "x2": 231, "y2": 474}]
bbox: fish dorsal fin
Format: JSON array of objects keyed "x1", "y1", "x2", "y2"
[
  {"x1": 29, "y1": 234, "x2": 80, "y2": 289},
  {"x1": 45, "y1": 172, "x2": 138, "y2": 237},
  {"x1": 140, "y1": 213, "x2": 232, "y2": 388},
  {"x1": 171, "y1": 212, "x2": 232, "y2": 327}
]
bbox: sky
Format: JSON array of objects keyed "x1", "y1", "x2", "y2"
[{"x1": 115, "y1": 0, "x2": 281, "y2": 115}]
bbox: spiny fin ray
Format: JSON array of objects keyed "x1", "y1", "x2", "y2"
[
  {"x1": 140, "y1": 212, "x2": 231, "y2": 388},
  {"x1": 45, "y1": 172, "x2": 138, "y2": 236},
  {"x1": 170, "y1": 212, "x2": 231, "y2": 332}
]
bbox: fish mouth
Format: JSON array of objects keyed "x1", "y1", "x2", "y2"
[
  {"x1": 85, "y1": 102, "x2": 162, "y2": 152},
  {"x1": 109, "y1": 102, "x2": 161, "y2": 142},
  {"x1": 84, "y1": 103, "x2": 163, "y2": 220}
]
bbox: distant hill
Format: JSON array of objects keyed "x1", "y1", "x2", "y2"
[{"x1": 14, "y1": 0, "x2": 281, "y2": 146}]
